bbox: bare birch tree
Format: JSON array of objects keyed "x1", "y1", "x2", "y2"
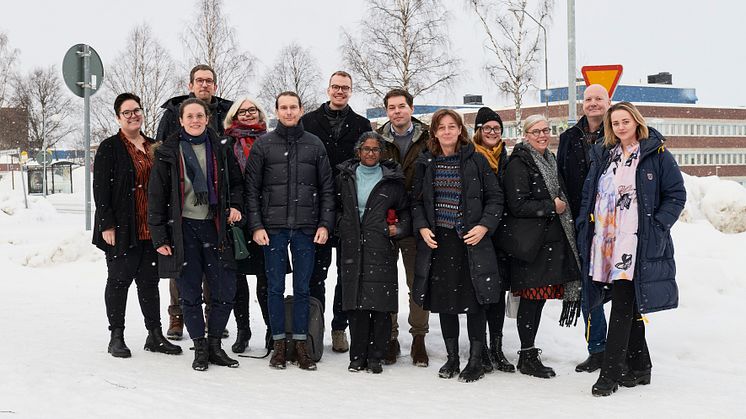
[
  {"x1": 258, "y1": 42, "x2": 322, "y2": 112},
  {"x1": 181, "y1": 0, "x2": 255, "y2": 99},
  {"x1": 468, "y1": 0, "x2": 552, "y2": 132},
  {"x1": 341, "y1": 0, "x2": 460, "y2": 99},
  {"x1": 0, "y1": 32, "x2": 20, "y2": 107}
]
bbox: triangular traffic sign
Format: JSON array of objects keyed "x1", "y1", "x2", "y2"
[{"x1": 581, "y1": 65, "x2": 623, "y2": 99}]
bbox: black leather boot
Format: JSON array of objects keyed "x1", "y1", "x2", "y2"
[
  {"x1": 491, "y1": 335, "x2": 515, "y2": 372},
  {"x1": 192, "y1": 338, "x2": 209, "y2": 371},
  {"x1": 144, "y1": 328, "x2": 183, "y2": 355},
  {"x1": 438, "y1": 337, "x2": 460, "y2": 379},
  {"x1": 231, "y1": 328, "x2": 251, "y2": 353},
  {"x1": 517, "y1": 348, "x2": 555, "y2": 379},
  {"x1": 575, "y1": 351, "x2": 604, "y2": 372},
  {"x1": 592, "y1": 375, "x2": 619, "y2": 396},
  {"x1": 480, "y1": 337, "x2": 494, "y2": 373},
  {"x1": 208, "y1": 336, "x2": 239, "y2": 368},
  {"x1": 459, "y1": 340, "x2": 486, "y2": 383},
  {"x1": 108, "y1": 328, "x2": 131, "y2": 358}
]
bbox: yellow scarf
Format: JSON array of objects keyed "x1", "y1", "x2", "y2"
[{"x1": 474, "y1": 141, "x2": 504, "y2": 173}]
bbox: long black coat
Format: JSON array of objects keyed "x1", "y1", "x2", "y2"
[
  {"x1": 147, "y1": 130, "x2": 244, "y2": 278},
  {"x1": 92, "y1": 132, "x2": 155, "y2": 257},
  {"x1": 244, "y1": 122, "x2": 335, "y2": 233},
  {"x1": 501, "y1": 142, "x2": 579, "y2": 291},
  {"x1": 155, "y1": 94, "x2": 233, "y2": 141},
  {"x1": 557, "y1": 116, "x2": 604, "y2": 219},
  {"x1": 411, "y1": 143, "x2": 504, "y2": 306},
  {"x1": 576, "y1": 128, "x2": 686, "y2": 314},
  {"x1": 336, "y1": 159, "x2": 411, "y2": 312}
]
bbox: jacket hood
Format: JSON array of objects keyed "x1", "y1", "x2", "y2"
[
  {"x1": 337, "y1": 158, "x2": 404, "y2": 181},
  {"x1": 418, "y1": 141, "x2": 476, "y2": 164},
  {"x1": 161, "y1": 93, "x2": 233, "y2": 112},
  {"x1": 380, "y1": 116, "x2": 428, "y2": 143}
]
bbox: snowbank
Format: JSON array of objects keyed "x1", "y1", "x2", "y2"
[{"x1": 680, "y1": 173, "x2": 746, "y2": 233}]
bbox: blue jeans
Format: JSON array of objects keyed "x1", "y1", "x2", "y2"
[
  {"x1": 264, "y1": 229, "x2": 315, "y2": 340},
  {"x1": 582, "y1": 303, "x2": 607, "y2": 354}
]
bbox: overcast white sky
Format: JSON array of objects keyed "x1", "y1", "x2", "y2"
[{"x1": 3, "y1": 0, "x2": 745, "y2": 112}]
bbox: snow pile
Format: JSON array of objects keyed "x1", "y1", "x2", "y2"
[{"x1": 680, "y1": 173, "x2": 746, "y2": 233}]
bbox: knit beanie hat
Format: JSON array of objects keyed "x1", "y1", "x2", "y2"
[{"x1": 474, "y1": 107, "x2": 503, "y2": 134}]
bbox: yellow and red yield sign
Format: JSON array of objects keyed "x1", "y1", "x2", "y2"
[{"x1": 581, "y1": 65, "x2": 623, "y2": 99}]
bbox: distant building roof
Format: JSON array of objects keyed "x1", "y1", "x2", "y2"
[{"x1": 541, "y1": 84, "x2": 698, "y2": 105}]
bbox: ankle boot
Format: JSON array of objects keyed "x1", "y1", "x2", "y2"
[
  {"x1": 491, "y1": 335, "x2": 515, "y2": 372},
  {"x1": 208, "y1": 336, "x2": 239, "y2": 368},
  {"x1": 480, "y1": 337, "x2": 494, "y2": 373},
  {"x1": 108, "y1": 328, "x2": 131, "y2": 358},
  {"x1": 575, "y1": 351, "x2": 604, "y2": 373},
  {"x1": 269, "y1": 339, "x2": 287, "y2": 369},
  {"x1": 592, "y1": 375, "x2": 619, "y2": 396},
  {"x1": 231, "y1": 328, "x2": 251, "y2": 353},
  {"x1": 438, "y1": 337, "x2": 460, "y2": 379},
  {"x1": 619, "y1": 369, "x2": 651, "y2": 387},
  {"x1": 166, "y1": 305, "x2": 183, "y2": 340},
  {"x1": 383, "y1": 337, "x2": 400, "y2": 365},
  {"x1": 517, "y1": 348, "x2": 555, "y2": 379},
  {"x1": 459, "y1": 340, "x2": 486, "y2": 383},
  {"x1": 144, "y1": 328, "x2": 183, "y2": 355},
  {"x1": 411, "y1": 335, "x2": 429, "y2": 367},
  {"x1": 294, "y1": 340, "x2": 317, "y2": 370},
  {"x1": 192, "y1": 338, "x2": 209, "y2": 371}
]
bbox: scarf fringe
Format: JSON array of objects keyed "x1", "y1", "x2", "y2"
[{"x1": 559, "y1": 300, "x2": 581, "y2": 327}]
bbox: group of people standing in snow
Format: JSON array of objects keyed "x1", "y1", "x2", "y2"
[{"x1": 92, "y1": 63, "x2": 685, "y2": 396}]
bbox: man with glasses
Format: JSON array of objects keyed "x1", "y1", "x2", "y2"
[
  {"x1": 301, "y1": 71, "x2": 372, "y2": 353},
  {"x1": 156, "y1": 64, "x2": 234, "y2": 340},
  {"x1": 377, "y1": 88, "x2": 431, "y2": 367},
  {"x1": 557, "y1": 83, "x2": 611, "y2": 374}
]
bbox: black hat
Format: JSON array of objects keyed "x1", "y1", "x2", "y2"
[{"x1": 474, "y1": 107, "x2": 503, "y2": 134}]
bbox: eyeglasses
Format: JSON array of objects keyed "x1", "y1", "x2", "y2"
[
  {"x1": 481, "y1": 126, "x2": 501, "y2": 134},
  {"x1": 526, "y1": 128, "x2": 551, "y2": 137},
  {"x1": 236, "y1": 107, "x2": 258, "y2": 116},
  {"x1": 193, "y1": 78, "x2": 215, "y2": 86},
  {"x1": 330, "y1": 84, "x2": 351, "y2": 93},
  {"x1": 360, "y1": 147, "x2": 382, "y2": 154},
  {"x1": 120, "y1": 108, "x2": 143, "y2": 119}
]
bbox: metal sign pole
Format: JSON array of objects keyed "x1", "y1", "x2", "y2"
[{"x1": 79, "y1": 44, "x2": 93, "y2": 231}]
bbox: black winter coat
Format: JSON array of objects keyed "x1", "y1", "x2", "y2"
[
  {"x1": 92, "y1": 132, "x2": 155, "y2": 257},
  {"x1": 301, "y1": 103, "x2": 372, "y2": 178},
  {"x1": 557, "y1": 116, "x2": 604, "y2": 219},
  {"x1": 244, "y1": 122, "x2": 335, "y2": 233},
  {"x1": 336, "y1": 159, "x2": 411, "y2": 312},
  {"x1": 576, "y1": 128, "x2": 686, "y2": 314},
  {"x1": 156, "y1": 94, "x2": 233, "y2": 141},
  {"x1": 501, "y1": 142, "x2": 579, "y2": 291},
  {"x1": 147, "y1": 130, "x2": 244, "y2": 278},
  {"x1": 411, "y1": 143, "x2": 504, "y2": 306}
]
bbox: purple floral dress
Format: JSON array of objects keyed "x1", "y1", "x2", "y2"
[{"x1": 590, "y1": 143, "x2": 641, "y2": 284}]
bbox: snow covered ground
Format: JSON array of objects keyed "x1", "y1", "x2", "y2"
[{"x1": 0, "y1": 168, "x2": 744, "y2": 418}]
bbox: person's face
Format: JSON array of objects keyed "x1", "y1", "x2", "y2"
[
  {"x1": 235, "y1": 100, "x2": 260, "y2": 124},
  {"x1": 386, "y1": 96, "x2": 414, "y2": 130},
  {"x1": 480, "y1": 121, "x2": 502, "y2": 148},
  {"x1": 188, "y1": 70, "x2": 217, "y2": 102},
  {"x1": 327, "y1": 75, "x2": 352, "y2": 109},
  {"x1": 583, "y1": 85, "x2": 610, "y2": 119},
  {"x1": 524, "y1": 121, "x2": 551, "y2": 153},
  {"x1": 276, "y1": 95, "x2": 303, "y2": 127},
  {"x1": 179, "y1": 103, "x2": 208, "y2": 136},
  {"x1": 436, "y1": 115, "x2": 461, "y2": 152},
  {"x1": 610, "y1": 109, "x2": 638, "y2": 144},
  {"x1": 116, "y1": 99, "x2": 143, "y2": 132},
  {"x1": 357, "y1": 138, "x2": 382, "y2": 167}
]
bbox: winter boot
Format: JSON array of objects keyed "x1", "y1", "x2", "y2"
[
  {"x1": 575, "y1": 351, "x2": 604, "y2": 373},
  {"x1": 231, "y1": 328, "x2": 251, "y2": 354},
  {"x1": 294, "y1": 340, "x2": 317, "y2": 371},
  {"x1": 459, "y1": 340, "x2": 486, "y2": 383},
  {"x1": 383, "y1": 337, "x2": 400, "y2": 365},
  {"x1": 619, "y1": 369, "x2": 652, "y2": 387},
  {"x1": 144, "y1": 328, "x2": 183, "y2": 355},
  {"x1": 348, "y1": 357, "x2": 366, "y2": 372},
  {"x1": 208, "y1": 336, "x2": 239, "y2": 367},
  {"x1": 438, "y1": 337, "x2": 460, "y2": 379},
  {"x1": 192, "y1": 338, "x2": 209, "y2": 371},
  {"x1": 331, "y1": 330, "x2": 350, "y2": 353},
  {"x1": 411, "y1": 335, "x2": 429, "y2": 367},
  {"x1": 108, "y1": 328, "x2": 131, "y2": 358},
  {"x1": 166, "y1": 305, "x2": 183, "y2": 340},
  {"x1": 592, "y1": 375, "x2": 619, "y2": 396},
  {"x1": 368, "y1": 359, "x2": 383, "y2": 374},
  {"x1": 517, "y1": 348, "x2": 555, "y2": 379},
  {"x1": 269, "y1": 339, "x2": 287, "y2": 369},
  {"x1": 480, "y1": 339, "x2": 494, "y2": 373},
  {"x1": 491, "y1": 335, "x2": 515, "y2": 372}
]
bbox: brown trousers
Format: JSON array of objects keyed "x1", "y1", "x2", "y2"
[{"x1": 390, "y1": 236, "x2": 430, "y2": 338}]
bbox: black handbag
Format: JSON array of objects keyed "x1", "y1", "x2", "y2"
[{"x1": 495, "y1": 213, "x2": 550, "y2": 262}]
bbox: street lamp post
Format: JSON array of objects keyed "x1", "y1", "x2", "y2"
[{"x1": 512, "y1": 9, "x2": 549, "y2": 118}]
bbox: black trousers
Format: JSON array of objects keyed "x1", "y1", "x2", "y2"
[
  {"x1": 104, "y1": 241, "x2": 161, "y2": 331},
  {"x1": 233, "y1": 272, "x2": 269, "y2": 331},
  {"x1": 309, "y1": 237, "x2": 348, "y2": 331},
  {"x1": 601, "y1": 280, "x2": 652, "y2": 381},
  {"x1": 439, "y1": 307, "x2": 486, "y2": 342},
  {"x1": 349, "y1": 310, "x2": 391, "y2": 363},
  {"x1": 485, "y1": 291, "x2": 508, "y2": 338},
  {"x1": 516, "y1": 298, "x2": 546, "y2": 349}
]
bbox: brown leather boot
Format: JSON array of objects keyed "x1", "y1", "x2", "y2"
[
  {"x1": 166, "y1": 305, "x2": 183, "y2": 340},
  {"x1": 383, "y1": 337, "x2": 400, "y2": 365},
  {"x1": 269, "y1": 339, "x2": 287, "y2": 369},
  {"x1": 294, "y1": 340, "x2": 317, "y2": 371},
  {"x1": 411, "y1": 335, "x2": 429, "y2": 367}
]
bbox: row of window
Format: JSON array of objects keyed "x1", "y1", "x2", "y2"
[
  {"x1": 670, "y1": 150, "x2": 746, "y2": 166},
  {"x1": 496, "y1": 119, "x2": 746, "y2": 139}
]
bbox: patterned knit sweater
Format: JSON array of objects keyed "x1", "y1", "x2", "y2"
[{"x1": 434, "y1": 154, "x2": 462, "y2": 231}]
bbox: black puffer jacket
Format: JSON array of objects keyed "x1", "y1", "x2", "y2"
[
  {"x1": 155, "y1": 94, "x2": 233, "y2": 141},
  {"x1": 147, "y1": 129, "x2": 244, "y2": 278},
  {"x1": 244, "y1": 122, "x2": 335, "y2": 232},
  {"x1": 411, "y1": 143, "x2": 504, "y2": 306},
  {"x1": 336, "y1": 159, "x2": 411, "y2": 312},
  {"x1": 557, "y1": 116, "x2": 604, "y2": 219},
  {"x1": 92, "y1": 132, "x2": 155, "y2": 257}
]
